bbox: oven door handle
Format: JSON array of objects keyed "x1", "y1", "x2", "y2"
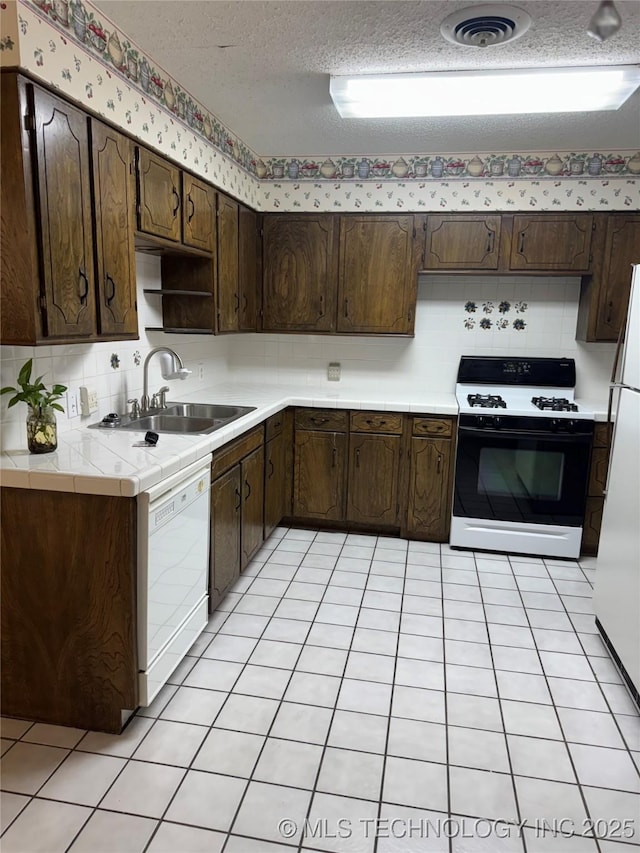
[{"x1": 458, "y1": 426, "x2": 593, "y2": 442}]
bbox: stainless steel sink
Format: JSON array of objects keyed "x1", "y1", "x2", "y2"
[{"x1": 90, "y1": 402, "x2": 256, "y2": 434}]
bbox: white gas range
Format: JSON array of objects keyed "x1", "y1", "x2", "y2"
[{"x1": 451, "y1": 356, "x2": 596, "y2": 559}]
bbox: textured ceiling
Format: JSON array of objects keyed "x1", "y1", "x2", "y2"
[{"x1": 94, "y1": 0, "x2": 640, "y2": 155}]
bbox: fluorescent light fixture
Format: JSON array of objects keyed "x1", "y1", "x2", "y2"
[{"x1": 330, "y1": 65, "x2": 640, "y2": 118}]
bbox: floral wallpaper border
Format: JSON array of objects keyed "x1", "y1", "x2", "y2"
[
  {"x1": 260, "y1": 151, "x2": 640, "y2": 181},
  {"x1": 15, "y1": 0, "x2": 640, "y2": 185},
  {"x1": 8, "y1": 0, "x2": 640, "y2": 215}
]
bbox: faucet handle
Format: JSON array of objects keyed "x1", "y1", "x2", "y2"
[
  {"x1": 156, "y1": 386, "x2": 170, "y2": 409},
  {"x1": 127, "y1": 398, "x2": 140, "y2": 419}
]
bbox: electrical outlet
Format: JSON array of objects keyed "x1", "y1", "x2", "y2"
[
  {"x1": 66, "y1": 389, "x2": 79, "y2": 418},
  {"x1": 327, "y1": 362, "x2": 341, "y2": 381},
  {"x1": 79, "y1": 386, "x2": 98, "y2": 416},
  {"x1": 198, "y1": 363, "x2": 205, "y2": 381}
]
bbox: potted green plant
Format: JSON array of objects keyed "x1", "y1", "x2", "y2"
[{"x1": 1, "y1": 359, "x2": 67, "y2": 454}]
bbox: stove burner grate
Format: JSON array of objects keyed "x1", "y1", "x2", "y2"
[
  {"x1": 531, "y1": 396, "x2": 578, "y2": 412},
  {"x1": 467, "y1": 394, "x2": 507, "y2": 409}
]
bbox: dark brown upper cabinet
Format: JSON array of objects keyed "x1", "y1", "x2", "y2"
[
  {"x1": 216, "y1": 194, "x2": 240, "y2": 332},
  {"x1": 509, "y1": 214, "x2": 594, "y2": 272},
  {"x1": 91, "y1": 121, "x2": 138, "y2": 338},
  {"x1": 183, "y1": 174, "x2": 216, "y2": 252},
  {"x1": 136, "y1": 148, "x2": 182, "y2": 243},
  {"x1": 0, "y1": 74, "x2": 137, "y2": 344},
  {"x1": 32, "y1": 86, "x2": 97, "y2": 339},
  {"x1": 578, "y1": 214, "x2": 640, "y2": 343},
  {"x1": 424, "y1": 215, "x2": 502, "y2": 270},
  {"x1": 337, "y1": 215, "x2": 420, "y2": 335},
  {"x1": 262, "y1": 215, "x2": 338, "y2": 332},
  {"x1": 238, "y1": 205, "x2": 259, "y2": 331}
]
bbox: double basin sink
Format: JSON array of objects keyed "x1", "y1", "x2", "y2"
[{"x1": 93, "y1": 403, "x2": 256, "y2": 435}]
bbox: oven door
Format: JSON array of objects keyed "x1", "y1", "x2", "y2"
[{"x1": 453, "y1": 425, "x2": 592, "y2": 527}]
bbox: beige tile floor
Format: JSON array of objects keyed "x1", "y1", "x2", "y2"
[{"x1": 2, "y1": 527, "x2": 639, "y2": 852}]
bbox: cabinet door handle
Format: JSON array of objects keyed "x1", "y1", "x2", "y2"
[
  {"x1": 105, "y1": 273, "x2": 116, "y2": 306},
  {"x1": 366, "y1": 418, "x2": 386, "y2": 427},
  {"x1": 244, "y1": 479, "x2": 251, "y2": 499},
  {"x1": 332, "y1": 447, "x2": 337, "y2": 467},
  {"x1": 242, "y1": 294, "x2": 248, "y2": 311},
  {"x1": 268, "y1": 459, "x2": 274, "y2": 478},
  {"x1": 187, "y1": 195, "x2": 195, "y2": 222},
  {"x1": 319, "y1": 293, "x2": 324, "y2": 317},
  {"x1": 518, "y1": 231, "x2": 525, "y2": 254},
  {"x1": 606, "y1": 301, "x2": 614, "y2": 324},
  {"x1": 437, "y1": 452, "x2": 442, "y2": 474},
  {"x1": 355, "y1": 448, "x2": 360, "y2": 468},
  {"x1": 343, "y1": 297, "x2": 349, "y2": 318},
  {"x1": 273, "y1": 421, "x2": 282, "y2": 429},
  {"x1": 486, "y1": 231, "x2": 495, "y2": 253},
  {"x1": 78, "y1": 268, "x2": 89, "y2": 304},
  {"x1": 311, "y1": 416, "x2": 329, "y2": 425},
  {"x1": 172, "y1": 187, "x2": 180, "y2": 216},
  {"x1": 234, "y1": 487, "x2": 242, "y2": 511}
]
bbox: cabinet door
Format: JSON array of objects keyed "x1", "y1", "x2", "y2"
[
  {"x1": 210, "y1": 466, "x2": 241, "y2": 607},
  {"x1": 241, "y1": 445, "x2": 265, "y2": 569},
  {"x1": 407, "y1": 437, "x2": 453, "y2": 541},
  {"x1": 91, "y1": 121, "x2": 138, "y2": 338},
  {"x1": 347, "y1": 433, "x2": 401, "y2": 526},
  {"x1": 510, "y1": 214, "x2": 593, "y2": 271},
  {"x1": 183, "y1": 174, "x2": 215, "y2": 252},
  {"x1": 217, "y1": 195, "x2": 240, "y2": 332},
  {"x1": 263, "y1": 216, "x2": 337, "y2": 331},
  {"x1": 32, "y1": 87, "x2": 96, "y2": 338},
  {"x1": 265, "y1": 431, "x2": 289, "y2": 538},
  {"x1": 136, "y1": 148, "x2": 181, "y2": 242},
  {"x1": 424, "y1": 215, "x2": 501, "y2": 270},
  {"x1": 337, "y1": 216, "x2": 419, "y2": 334},
  {"x1": 293, "y1": 430, "x2": 346, "y2": 520},
  {"x1": 238, "y1": 204, "x2": 258, "y2": 331},
  {"x1": 594, "y1": 215, "x2": 640, "y2": 341}
]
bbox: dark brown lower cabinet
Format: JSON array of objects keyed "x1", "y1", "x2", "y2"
[
  {"x1": 241, "y1": 445, "x2": 265, "y2": 569},
  {"x1": 405, "y1": 416, "x2": 456, "y2": 542},
  {"x1": 1, "y1": 488, "x2": 137, "y2": 733},
  {"x1": 581, "y1": 422, "x2": 610, "y2": 556},
  {"x1": 293, "y1": 430, "x2": 347, "y2": 521},
  {"x1": 264, "y1": 412, "x2": 293, "y2": 538},
  {"x1": 347, "y1": 433, "x2": 401, "y2": 525},
  {"x1": 209, "y1": 426, "x2": 265, "y2": 608},
  {"x1": 210, "y1": 466, "x2": 242, "y2": 607}
]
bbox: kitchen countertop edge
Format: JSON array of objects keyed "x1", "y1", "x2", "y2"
[{"x1": 0, "y1": 383, "x2": 606, "y2": 496}]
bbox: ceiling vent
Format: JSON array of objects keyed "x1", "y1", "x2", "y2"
[{"x1": 440, "y1": 4, "x2": 532, "y2": 48}]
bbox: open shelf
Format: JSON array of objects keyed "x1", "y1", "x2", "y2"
[{"x1": 143, "y1": 289, "x2": 213, "y2": 298}]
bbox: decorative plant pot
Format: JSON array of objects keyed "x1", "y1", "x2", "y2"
[
  {"x1": 26, "y1": 406, "x2": 57, "y2": 454},
  {"x1": 507, "y1": 156, "x2": 522, "y2": 177},
  {"x1": 53, "y1": 0, "x2": 69, "y2": 26},
  {"x1": 341, "y1": 163, "x2": 355, "y2": 178},
  {"x1": 255, "y1": 159, "x2": 268, "y2": 179},
  {"x1": 271, "y1": 164, "x2": 284, "y2": 179},
  {"x1": 287, "y1": 160, "x2": 300, "y2": 179},
  {"x1": 391, "y1": 158, "x2": 409, "y2": 178},
  {"x1": 71, "y1": 1, "x2": 87, "y2": 41},
  {"x1": 569, "y1": 158, "x2": 584, "y2": 175},
  {"x1": 414, "y1": 162, "x2": 428, "y2": 177},
  {"x1": 545, "y1": 153, "x2": 564, "y2": 176},
  {"x1": 320, "y1": 159, "x2": 337, "y2": 178},
  {"x1": 489, "y1": 159, "x2": 504, "y2": 176}
]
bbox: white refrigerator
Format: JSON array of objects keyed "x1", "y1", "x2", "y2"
[{"x1": 594, "y1": 264, "x2": 640, "y2": 698}]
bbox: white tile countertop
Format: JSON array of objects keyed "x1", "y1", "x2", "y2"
[{"x1": 0, "y1": 383, "x2": 463, "y2": 497}]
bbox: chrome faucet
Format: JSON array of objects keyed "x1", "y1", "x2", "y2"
[{"x1": 140, "y1": 347, "x2": 191, "y2": 414}]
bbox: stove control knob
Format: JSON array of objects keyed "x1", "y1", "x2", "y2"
[
  {"x1": 551, "y1": 419, "x2": 560, "y2": 431},
  {"x1": 477, "y1": 416, "x2": 485, "y2": 428},
  {"x1": 493, "y1": 416, "x2": 502, "y2": 429}
]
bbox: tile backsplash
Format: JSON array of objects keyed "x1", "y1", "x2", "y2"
[
  {"x1": 0, "y1": 270, "x2": 614, "y2": 452},
  {"x1": 227, "y1": 275, "x2": 615, "y2": 402}
]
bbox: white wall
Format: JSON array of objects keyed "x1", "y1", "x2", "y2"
[
  {"x1": 0, "y1": 270, "x2": 615, "y2": 451},
  {"x1": 227, "y1": 275, "x2": 615, "y2": 402}
]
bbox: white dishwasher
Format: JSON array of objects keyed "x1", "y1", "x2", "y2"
[{"x1": 137, "y1": 458, "x2": 211, "y2": 705}]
